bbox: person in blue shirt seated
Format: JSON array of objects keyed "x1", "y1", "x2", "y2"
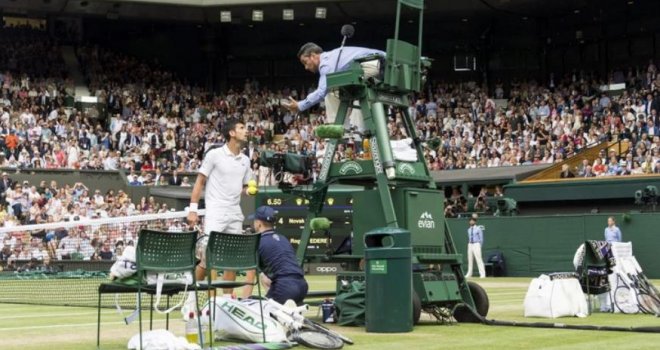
[
  {"x1": 248, "y1": 206, "x2": 309, "y2": 305},
  {"x1": 285, "y1": 42, "x2": 385, "y2": 132}
]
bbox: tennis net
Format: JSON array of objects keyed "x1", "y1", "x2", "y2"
[{"x1": 0, "y1": 210, "x2": 208, "y2": 308}]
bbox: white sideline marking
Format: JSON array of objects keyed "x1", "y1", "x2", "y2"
[
  {"x1": 0, "y1": 311, "x2": 116, "y2": 320},
  {"x1": 0, "y1": 319, "x2": 172, "y2": 331},
  {"x1": 0, "y1": 321, "x2": 126, "y2": 331}
]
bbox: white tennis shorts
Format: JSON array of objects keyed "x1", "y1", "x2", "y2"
[{"x1": 196, "y1": 211, "x2": 244, "y2": 269}]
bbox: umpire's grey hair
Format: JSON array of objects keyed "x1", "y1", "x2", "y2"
[{"x1": 297, "y1": 42, "x2": 323, "y2": 58}]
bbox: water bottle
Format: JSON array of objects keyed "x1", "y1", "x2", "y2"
[
  {"x1": 185, "y1": 311, "x2": 199, "y2": 344},
  {"x1": 362, "y1": 138, "x2": 371, "y2": 160},
  {"x1": 321, "y1": 298, "x2": 335, "y2": 323},
  {"x1": 200, "y1": 309, "x2": 212, "y2": 344}
]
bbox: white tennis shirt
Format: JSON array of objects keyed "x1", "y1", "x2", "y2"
[{"x1": 198, "y1": 144, "x2": 252, "y2": 215}]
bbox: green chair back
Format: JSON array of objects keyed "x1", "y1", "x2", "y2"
[
  {"x1": 98, "y1": 229, "x2": 203, "y2": 350},
  {"x1": 136, "y1": 229, "x2": 197, "y2": 273},
  {"x1": 206, "y1": 232, "x2": 261, "y2": 271},
  {"x1": 384, "y1": 39, "x2": 421, "y2": 92},
  {"x1": 205, "y1": 232, "x2": 265, "y2": 346}
]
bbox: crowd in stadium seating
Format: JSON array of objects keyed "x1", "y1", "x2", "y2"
[
  {"x1": 0, "y1": 174, "x2": 186, "y2": 267},
  {"x1": 2, "y1": 26, "x2": 660, "y2": 265},
  {"x1": 2, "y1": 28, "x2": 659, "y2": 185}
]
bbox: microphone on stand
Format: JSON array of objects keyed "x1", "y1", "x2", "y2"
[
  {"x1": 341, "y1": 24, "x2": 355, "y2": 40},
  {"x1": 334, "y1": 24, "x2": 355, "y2": 72}
]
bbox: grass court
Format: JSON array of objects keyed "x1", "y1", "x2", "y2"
[{"x1": 0, "y1": 276, "x2": 658, "y2": 350}]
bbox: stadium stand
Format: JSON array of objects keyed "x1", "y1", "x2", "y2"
[{"x1": 2, "y1": 24, "x2": 660, "y2": 268}]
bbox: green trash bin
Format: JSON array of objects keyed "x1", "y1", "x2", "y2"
[{"x1": 364, "y1": 227, "x2": 412, "y2": 333}]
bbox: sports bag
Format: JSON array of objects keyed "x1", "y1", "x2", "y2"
[{"x1": 201, "y1": 297, "x2": 287, "y2": 343}]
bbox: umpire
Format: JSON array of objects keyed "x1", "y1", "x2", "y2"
[{"x1": 249, "y1": 206, "x2": 309, "y2": 305}]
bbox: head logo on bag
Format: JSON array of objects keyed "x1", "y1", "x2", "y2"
[
  {"x1": 221, "y1": 300, "x2": 266, "y2": 330},
  {"x1": 203, "y1": 297, "x2": 288, "y2": 342}
]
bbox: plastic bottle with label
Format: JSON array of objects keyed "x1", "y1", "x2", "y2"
[
  {"x1": 362, "y1": 138, "x2": 371, "y2": 160},
  {"x1": 185, "y1": 311, "x2": 199, "y2": 344},
  {"x1": 321, "y1": 298, "x2": 336, "y2": 323},
  {"x1": 200, "y1": 308, "x2": 212, "y2": 344}
]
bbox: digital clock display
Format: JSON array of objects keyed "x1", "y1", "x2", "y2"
[
  {"x1": 266, "y1": 197, "x2": 283, "y2": 206},
  {"x1": 256, "y1": 188, "x2": 355, "y2": 255},
  {"x1": 260, "y1": 195, "x2": 352, "y2": 208}
]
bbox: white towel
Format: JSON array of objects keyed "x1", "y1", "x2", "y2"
[
  {"x1": 390, "y1": 138, "x2": 418, "y2": 162},
  {"x1": 127, "y1": 329, "x2": 201, "y2": 350}
]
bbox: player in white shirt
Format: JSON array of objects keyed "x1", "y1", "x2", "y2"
[{"x1": 187, "y1": 118, "x2": 255, "y2": 296}]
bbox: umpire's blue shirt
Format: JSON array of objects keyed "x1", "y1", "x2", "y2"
[{"x1": 297, "y1": 46, "x2": 386, "y2": 112}]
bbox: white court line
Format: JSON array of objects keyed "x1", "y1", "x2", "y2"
[
  {"x1": 0, "y1": 319, "x2": 172, "y2": 332},
  {"x1": 488, "y1": 292, "x2": 526, "y2": 296},
  {"x1": 0, "y1": 321, "x2": 127, "y2": 331},
  {"x1": 0, "y1": 310, "x2": 118, "y2": 320}
]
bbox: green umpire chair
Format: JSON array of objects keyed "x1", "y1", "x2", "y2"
[
  {"x1": 203, "y1": 231, "x2": 265, "y2": 346},
  {"x1": 96, "y1": 229, "x2": 203, "y2": 350}
]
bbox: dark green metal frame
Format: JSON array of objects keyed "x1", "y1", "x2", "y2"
[
  {"x1": 288, "y1": 0, "x2": 479, "y2": 314},
  {"x1": 204, "y1": 232, "x2": 266, "y2": 347},
  {"x1": 96, "y1": 230, "x2": 203, "y2": 350}
]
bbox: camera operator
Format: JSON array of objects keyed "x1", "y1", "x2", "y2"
[
  {"x1": 444, "y1": 201, "x2": 457, "y2": 218},
  {"x1": 474, "y1": 196, "x2": 490, "y2": 213}
]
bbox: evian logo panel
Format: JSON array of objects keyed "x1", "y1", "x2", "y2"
[{"x1": 417, "y1": 211, "x2": 435, "y2": 229}]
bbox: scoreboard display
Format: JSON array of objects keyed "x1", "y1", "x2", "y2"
[{"x1": 255, "y1": 187, "x2": 357, "y2": 256}]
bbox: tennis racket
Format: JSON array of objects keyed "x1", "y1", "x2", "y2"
[
  {"x1": 637, "y1": 273, "x2": 660, "y2": 297},
  {"x1": 628, "y1": 274, "x2": 660, "y2": 315},
  {"x1": 613, "y1": 284, "x2": 639, "y2": 314},
  {"x1": 264, "y1": 298, "x2": 351, "y2": 348},
  {"x1": 290, "y1": 329, "x2": 344, "y2": 350},
  {"x1": 302, "y1": 318, "x2": 354, "y2": 345},
  {"x1": 637, "y1": 292, "x2": 660, "y2": 316}
]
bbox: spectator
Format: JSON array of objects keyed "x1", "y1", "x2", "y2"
[
  {"x1": 98, "y1": 240, "x2": 114, "y2": 260},
  {"x1": 169, "y1": 170, "x2": 182, "y2": 186},
  {"x1": 474, "y1": 196, "x2": 490, "y2": 212},
  {"x1": 180, "y1": 176, "x2": 192, "y2": 187},
  {"x1": 593, "y1": 158, "x2": 607, "y2": 176},
  {"x1": 606, "y1": 156, "x2": 622, "y2": 176},
  {"x1": 56, "y1": 229, "x2": 80, "y2": 260},
  {"x1": 559, "y1": 164, "x2": 575, "y2": 178},
  {"x1": 0, "y1": 172, "x2": 14, "y2": 195},
  {"x1": 576, "y1": 159, "x2": 590, "y2": 176}
]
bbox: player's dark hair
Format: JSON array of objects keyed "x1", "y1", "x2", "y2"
[{"x1": 222, "y1": 118, "x2": 244, "y2": 141}]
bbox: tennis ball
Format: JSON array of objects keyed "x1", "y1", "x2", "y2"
[
  {"x1": 248, "y1": 179, "x2": 257, "y2": 188},
  {"x1": 247, "y1": 186, "x2": 258, "y2": 195}
]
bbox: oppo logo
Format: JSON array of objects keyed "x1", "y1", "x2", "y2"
[{"x1": 316, "y1": 266, "x2": 338, "y2": 273}]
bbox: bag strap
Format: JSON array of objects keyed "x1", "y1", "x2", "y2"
[
  {"x1": 114, "y1": 294, "x2": 140, "y2": 325},
  {"x1": 152, "y1": 273, "x2": 189, "y2": 314},
  {"x1": 115, "y1": 272, "x2": 192, "y2": 322}
]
